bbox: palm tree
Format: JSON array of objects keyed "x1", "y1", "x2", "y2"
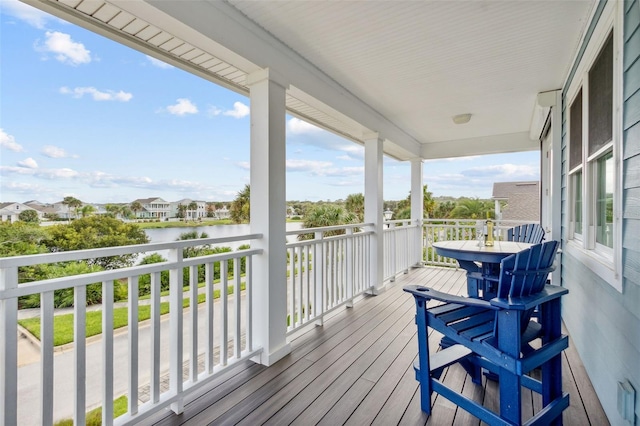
[
  {"x1": 177, "y1": 204, "x2": 187, "y2": 220},
  {"x1": 449, "y1": 198, "x2": 491, "y2": 219},
  {"x1": 188, "y1": 201, "x2": 198, "y2": 220},
  {"x1": 79, "y1": 205, "x2": 96, "y2": 218},
  {"x1": 298, "y1": 205, "x2": 356, "y2": 240},
  {"x1": 423, "y1": 184, "x2": 436, "y2": 218},
  {"x1": 345, "y1": 193, "x2": 365, "y2": 222},
  {"x1": 230, "y1": 185, "x2": 250, "y2": 224},
  {"x1": 104, "y1": 204, "x2": 121, "y2": 218},
  {"x1": 130, "y1": 201, "x2": 143, "y2": 219},
  {"x1": 62, "y1": 196, "x2": 82, "y2": 220}
]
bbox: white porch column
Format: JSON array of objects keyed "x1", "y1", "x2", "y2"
[
  {"x1": 364, "y1": 133, "x2": 384, "y2": 291},
  {"x1": 410, "y1": 159, "x2": 423, "y2": 266},
  {"x1": 247, "y1": 69, "x2": 290, "y2": 365}
]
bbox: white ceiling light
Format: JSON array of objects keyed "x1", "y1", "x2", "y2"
[{"x1": 452, "y1": 113, "x2": 472, "y2": 124}]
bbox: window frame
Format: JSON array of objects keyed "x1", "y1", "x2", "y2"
[{"x1": 564, "y1": 1, "x2": 623, "y2": 292}]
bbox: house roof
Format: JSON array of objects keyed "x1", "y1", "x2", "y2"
[
  {"x1": 492, "y1": 181, "x2": 540, "y2": 200},
  {"x1": 492, "y1": 181, "x2": 540, "y2": 221},
  {"x1": 133, "y1": 197, "x2": 168, "y2": 204},
  {"x1": 23, "y1": 0, "x2": 595, "y2": 161}
]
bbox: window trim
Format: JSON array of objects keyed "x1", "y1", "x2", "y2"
[{"x1": 564, "y1": 0, "x2": 622, "y2": 292}]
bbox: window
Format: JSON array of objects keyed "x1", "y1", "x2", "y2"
[
  {"x1": 565, "y1": 6, "x2": 621, "y2": 291},
  {"x1": 595, "y1": 151, "x2": 613, "y2": 248}
]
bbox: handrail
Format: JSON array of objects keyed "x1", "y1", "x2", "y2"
[{"x1": 1, "y1": 233, "x2": 263, "y2": 425}]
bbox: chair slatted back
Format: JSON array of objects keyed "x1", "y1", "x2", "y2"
[
  {"x1": 507, "y1": 223, "x2": 545, "y2": 244},
  {"x1": 496, "y1": 241, "x2": 559, "y2": 333}
]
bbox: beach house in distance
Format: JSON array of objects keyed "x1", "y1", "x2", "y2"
[{"x1": 2, "y1": 1, "x2": 639, "y2": 425}]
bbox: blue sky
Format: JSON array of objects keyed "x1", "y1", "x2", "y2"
[{"x1": 0, "y1": 0, "x2": 539, "y2": 204}]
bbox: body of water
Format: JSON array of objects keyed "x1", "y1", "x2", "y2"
[{"x1": 144, "y1": 222, "x2": 304, "y2": 250}]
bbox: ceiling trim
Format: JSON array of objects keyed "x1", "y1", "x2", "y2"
[{"x1": 421, "y1": 132, "x2": 536, "y2": 160}]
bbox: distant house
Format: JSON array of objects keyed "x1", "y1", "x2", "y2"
[
  {"x1": 215, "y1": 205, "x2": 231, "y2": 220},
  {"x1": 132, "y1": 197, "x2": 171, "y2": 219},
  {"x1": 25, "y1": 201, "x2": 72, "y2": 220},
  {"x1": 0, "y1": 202, "x2": 41, "y2": 222},
  {"x1": 491, "y1": 181, "x2": 540, "y2": 221},
  {"x1": 171, "y1": 199, "x2": 207, "y2": 219}
]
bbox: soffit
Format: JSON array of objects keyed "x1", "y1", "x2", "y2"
[{"x1": 228, "y1": 0, "x2": 594, "y2": 153}]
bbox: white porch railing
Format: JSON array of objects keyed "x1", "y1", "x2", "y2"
[
  {"x1": 422, "y1": 219, "x2": 538, "y2": 266},
  {"x1": 285, "y1": 224, "x2": 373, "y2": 335},
  {"x1": 0, "y1": 234, "x2": 262, "y2": 426},
  {"x1": 0, "y1": 219, "x2": 541, "y2": 425},
  {"x1": 383, "y1": 219, "x2": 422, "y2": 281}
]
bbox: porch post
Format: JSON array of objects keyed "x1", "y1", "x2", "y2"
[
  {"x1": 410, "y1": 159, "x2": 424, "y2": 266},
  {"x1": 247, "y1": 68, "x2": 291, "y2": 365},
  {"x1": 364, "y1": 133, "x2": 384, "y2": 291}
]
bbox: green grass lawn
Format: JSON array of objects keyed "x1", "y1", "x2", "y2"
[
  {"x1": 54, "y1": 395, "x2": 127, "y2": 425},
  {"x1": 19, "y1": 283, "x2": 244, "y2": 347}
]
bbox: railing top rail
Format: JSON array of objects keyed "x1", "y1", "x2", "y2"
[
  {"x1": 0, "y1": 247, "x2": 263, "y2": 300},
  {"x1": 0, "y1": 233, "x2": 263, "y2": 268},
  {"x1": 285, "y1": 223, "x2": 373, "y2": 236},
  {"x1": 286, "y1": 230, "x2": 374, "y2": 248}
]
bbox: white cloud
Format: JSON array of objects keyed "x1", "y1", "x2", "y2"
[
  {"x1": 207, "y1": 106, "x2": 222, "y2": 117},
  {"x1": 18, "y1": 157, "x2": 38, "y2": 168},
  {"x1": 286, "y1": 159, "x2": 333, "y2": 173},
  {"x1": 223, "y1": 102, "x2": 249, "y2": 119},
  {"x1": 1, "y1": 0, "x2": 54, "y2": 29},
  {"x1": 236, "y1": 161, "x2": 250, "y2": 170},
  {"x1": 0, "y1": 129, "x2": 24, "y2": 152},
  {"x1": 0, "y1": 165, "x2": 79, "y2": 179},
  {"x1": 166, "y1": 98, "x2": 198, "y2": 116},
  {"x1": 41, "y1": 145, "x2": 78, "y2": 159},
  {"x1": 38, "y1": 31, "x2": 91, "y2": 66},
  {"x1": 463, "y1": 164, "x2": 538, "y2": 179},
  {"x1": 286, "y1": 159, "x2": 363, "y2": 178},
  {"x1": 59, "y1": 86, "x2": 133, "y2": 102},
  {"x1": 287, "y1": 117, "x2": 322, "y2": 134},
  {"x1": 146, "y1": 55, "x2": 173, "y2": 69}
]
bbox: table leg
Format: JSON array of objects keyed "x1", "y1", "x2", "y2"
[{"x1": 456, "y1": 259, "x2": 481, "y2": 298}]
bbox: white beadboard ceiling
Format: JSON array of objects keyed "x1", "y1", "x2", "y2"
[{"x1": 23, "y1": 0, "x2": 595, "y2": 161}]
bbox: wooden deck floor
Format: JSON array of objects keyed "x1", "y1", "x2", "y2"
[{"x1": 151, "y1": 266, "x2": 609, "y2": 426}]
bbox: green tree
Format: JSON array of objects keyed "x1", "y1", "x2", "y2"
[
  {"x1": 230, "y1": 184, "x2": 250, "y2": 224},
  {"x1": 130, "y1": 201, "x2": 143, "y2": 219},
  {"x1": 19, "y1": 262, "x2": 107, "y2": 308},
  {"x1": 394, "y1": 184, "x2": 436, "y2": 219},
  {"x1": 434, "y1": 200, "x2": 456, "y2": 219},
  {"x1": 18, "y1": 209, "x2": 40, "y2": 224},
  {"x1": 0, "y1": 221, "x2": 48, "y2": 258},
  {"x1": 62, "y1": 196, "x2": 82, "y2": 220},
  {"x1": 188, "y1": 201, "x2": 198, "y2": 220},
  {"x1": 345, "y1": 193, "x2": 365, "y2": 222},
  {"x1": 449, "y1": 198, "x2": 492, "y2": 219},
  {"x1": 137, "y1": 253, "x2": 170, "y2": 296},
  {"x1": 176, "y1": 204, "x2": 187, "y2": 220},
  {"x1": 44, "y1": 215, "x2": 149, "y2": 269},
  {"x1": 423, "y1": 184, "x2": 436, "y2": 218},
  {"x1": 79, "y1": 205, "x2": 96, "y2": 218},
  {"x1": 298, "y1": 205, "x2": 357, "y2": 240}
]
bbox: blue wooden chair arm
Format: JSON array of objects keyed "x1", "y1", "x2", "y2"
[
  {"x1": 404, "y1": 285, "x2": 498, "y2": 310},
  {"x1": 490, "y1": 285, "x2": 568, "y2": 311}
]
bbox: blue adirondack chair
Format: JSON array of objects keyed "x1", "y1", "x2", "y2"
[
  {"x1": 508, "y1": 223, "x2": 545, "y2": 244},
  {"x1": 404, "y1": 241, "x2": 569, "y2": 425}
]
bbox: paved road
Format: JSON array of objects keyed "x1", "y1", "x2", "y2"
[{"x1": 17, "y1": 292, "x2": 247, "y2": 424}]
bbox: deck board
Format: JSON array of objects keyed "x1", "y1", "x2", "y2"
[{"x1": 150, "y1": 266, "x2": 609, "y2": 426}]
